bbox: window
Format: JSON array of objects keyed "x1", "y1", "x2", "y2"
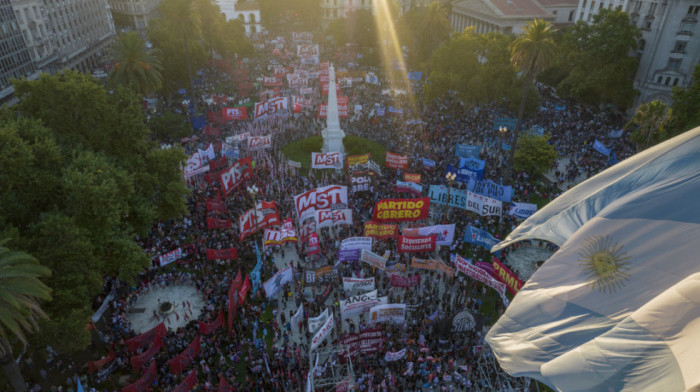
[
  {"x1": 569, "y1": 10, "x2": 575, "y2": 21},
  {"x1": 673, "y1": 40, "x2": 687, "y2": 52},
  {"x1": 648, "y1": 2, "x2": 658, "y2": 15},
  {"x1": 582, "y1": 0, "x2": 587, "y2": 8},
  {"x1": 634, "y1": 0, "x2": 642, "y2": 12},
  {"x1": 644, "y1": 19, "x2": 653, "y2": 29},
  {"x1": 665, "y1": 76, "x2": 671, "y2": 86},
  {"x1": 688, "y1": 5, "x2": 700, "y2": 15},
  {"x1": 668, "y1": 58, "x2": 682, "y2": 70},
  {"x1": 591, "y1": 1, "x2": 595, "y2": 9},
  {"x1": 657, "y1": 76, "x2": 663, "y2": 83},
  {"x1": 680, "y1": 21, "x2": 694, "y2": 33},
  {"x1": 673, "y1": 78, "x2": 679, "y2": 86}
]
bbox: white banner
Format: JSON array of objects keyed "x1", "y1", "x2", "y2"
[
  {"x1": 341, "y1": 237, "x2": 373, "y2": 251},
  {"x1": 342, "y1": 277, "x2": 375, "y2": 292},
  {"x1": 311, "y1": 312, "x2": 334, "y2": 351},
  {"x1": 292, "y1": 304, "x2": 304, "y2": 326},
  {"x1": 508, "y1": 202, "x2": 538, "y2": 219},
  {"x1": 402, "y1": 224, "x2": 456, "y2": 246},
  {"x1": 309, "y1": 308, "x2": 329, "y2": 333},
  {"x1": 198, "y1": 143, "x2": 215, "y2": 163},
  {"x1": 184, "y1": 153, "x2": 209, "y2": 178},
  {"x1": 466, "y1": 190, "x2": 503, "y2": 216},
  {"x1": 315, "y1": 209, "x2": 353, "y2": 228},
  {"x1": 294, "y1": 185, "x2": 349, "y2": 223},
  {"x1": 247, "y1": 135, "x2": 272, "y2": 150},
  {"x1": 395, "y1": 180, "x2": 422, "y2": 195},
  {"x1": 340, "y1": 290, "x2": 379, "y2": 319},
  {"x1": 384, "y1": 348, "x2": 407, "y2": 362},
  {"x1": 158, "y1": 248, "x2": 182, "y2": 267},
  {"x1": 297, "y1": 44, "x2": 319, "y2": 58},
  {"x1": 312, "y1": 152, "x2": 343, "y2": 169},
  {"x1": 262, "y1": 266, "x2": 294, "y2": 299},
  {"x1": 360, "y1": 249, "x2": 386, "y2": 271},
  {"x1": 369, "y1": 304, "x2": 406, "y2": 324}
]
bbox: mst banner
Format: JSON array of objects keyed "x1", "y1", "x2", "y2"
[
  {"x1": 294, "y1": 185, "x2": 349, "y2": 222},
  {"x1": 397, "y1": 235, "x2": 436, "y2": 253},
  {"x1": 372, "y1": 197, "x2": 430, "y2": 222},
  {"x1": 312, "y1": 152, "x2": 343, "y2": 169},
  {"x1": 247, "y1": 135, "x2": 272, "y2": 150},
  {"x1": 363, "y1": 221, "x2": 398, "y2": 239}
]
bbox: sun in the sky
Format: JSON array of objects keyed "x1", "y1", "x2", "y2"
[{"x1": 578, "y1": 235, "x2": 632, "y2": 293}]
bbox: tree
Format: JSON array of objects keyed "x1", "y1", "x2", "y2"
[
  {"x1": 514, "y1": 134, "x2": 558, "y2": 178},
  {"x1": 397, "y1": 3, "x2": 450, "y2": 69},
  {"x1": 557, "y1": 9, "x2": 640, "y2": 109},
  {"x1": 148, "y1": 111, "x2": 191, "y2": 142},
  {"x1": 509, "y1": 18, "x2": 556, "y2": 183},
  {"x1": 107, "y1": 32, "x2": 163, "y2": 96},
  {"x1": 0, "y1": 239, "x2": 52, "y2": 392},
  {"x1": 625, "y1": 100, "x2": 670, "y2": 151},
  {"x1": 668, "y1": 65, "x2": 700, "y2": 136},
  {"x1": 3, "y1": 72, "x2": 188, "y2": 352}
]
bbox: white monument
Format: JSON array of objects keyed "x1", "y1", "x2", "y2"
[{"x1": 322, "y1": 64, "x2": 345, "y2": 154}]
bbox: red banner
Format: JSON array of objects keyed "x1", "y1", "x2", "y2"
[
  {"x1": 372, "y1": 197, "x2": 430, "y2": 222},
  {"x1": 219, "y1": 157, "x2": 253, "y2": 196},
  {"x1": 222, "y1": 106, "x2": 248, "y2": 121},
  {"x1": 207, "y1": 217, "x2": 233, "y2": 230},
  {"x1": 198, "y1": 309, "x2": 224, "y2": 335},
  {"x1": 125, "y1": 323, "x2": 167, "y2": 353},
  {"x1": 87, "y1": 348, "x2": 116, "y2": 373},
  {"x1": 206, "y1": 200, "x2": 226, "y2": 213},
  {"x1": 390, "y1": 274, "x2": 421, "y2": 288},
  {"x1": 129, "y1": 337, "x2": 162, "y2": 371},
  {"x1": 404, "y1": 173, "x2": 421, "y2": 184},
  {"x1": 339, "y1": 328, "x2": 384, "y2": 361},
  {"x1": 122, "y1": 361, "x2": 157, "y2": 392},
  {"x1": 219, "y1": 374, "x2": 233, "y2": 392},
  {"x1": 239, "y1": 200, "x2": 281, "y2": 240},
  {"x1": 492, "y1": 257, "x2": 524, "y2": 295},
  {"x1": 386, "y1": 152, "x2": 408, "y2": 169},
  {"x1": 204, "y1": 126, "x2": 221, "y2": 137},
  {"x1": 308, "y1": 233, "x2": 320, "y2": 255},
  {"x1": 206, "y1": 248, "x2": 238, "y2": 260},
  {"x1": 238, "y1": 275, "x2": 251, "y2": 304},
  {"x1": 168, "y1": 336, "x2": 201, "y2": 374},
  {"x1": 397, "y1": 235, "x2": 436, "y2": 253},
  {"x1": 363, "y1": 221, "x2": 398, "y2": 239},
  {"x1": 347, "y1": 153, "x2": 370, "y2": 169},
  {"x1": 209, "y1": 156, "x2": 228, "y2": 171},
  {"x1": 172, "y1": 369, "x2": 198, "y2": 392}
]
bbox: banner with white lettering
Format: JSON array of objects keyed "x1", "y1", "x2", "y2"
[
  {"x1": 397, "y1": 235, "x2": 436, "y2": 253},
  {"x1": 508, "y1": 202, "x2": 538, "y2": 219},
  {"x1": 247, "y1": 135, "x2": 272, "y2": 150},
  {"x1": 220, "y1": 157, "x2": 253, "y2": 196},
  {"x1": 351, "y1": 172, "x2": 371, "y2": 193},
  {"x1": 309, "y1": 308, "x2": 329, "y2": 333},
  {"x1": 384, "y1": 348, "x2": 407, "y2": 362},
  {"x1": 466, "y1": 190, "x2": 503, "y2": 216},
  {"x1": 312, "y1": 152, "x2": 344, "y2": 169},
  {"x1": 402, "y1": 224, "x2": 455, "y2": 246},
  {"x1": 395, "y1": 180, "x2": 423, "y2": 196},
  {"x1": 369, "y1": 304, "x2": 406, "y2": 324},
  {"x1": 341, "y1": 237, "x2": 373, "y2": 251},
  {"x1": 158, "y1": 248, "x2": 182, "y2": 267},
  {"x1": 360, "y1": 249, "x2": 386, "y2": 270},
  {"x1": 313, "y1": 208, "x2": 353, "y2": 227},
  {"x1": 340, "y1": 290, "x2": 381, "y2": 319},
  {"x1": 453, "y1": 254, "x2": 508, "y2": 305},
  {"x1": 385, "y1": 152, "x2": 408, "y2": 169},
  {"x1": 390, "y1": 274, "x2": 421, "y2": 288},
  {"x1": 294, "y1": 185, "x2": 349, "y2": 223}
]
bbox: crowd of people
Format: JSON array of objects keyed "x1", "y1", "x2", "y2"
[{"x1": 26, "y1": 33, "x2": 636, "y2": 392}]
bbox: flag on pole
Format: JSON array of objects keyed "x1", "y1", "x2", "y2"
[{"x1": 486, "y1": 127, "x2": 700, "y2": 391}]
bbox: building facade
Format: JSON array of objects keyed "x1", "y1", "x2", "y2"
[
  {"x1": 574, "y1": 0, "x2": 700, "y2": 106},
  {"x1": 108, "y1": 0, "x2": 162, "y2": 31},
  {"x1": 450, "y1": 0, "x2": 555, "y2": 35},
  {"x1": 44, "y1": 0, "x2": 116, "y2": 72},
  {"x1": 11, "y1": 0, "x2": 59, "y2": 71},
  {"x1": 1, "y1": 0, "x2": 39, "y2": 105},
  {"x1": 321, "y1": 0, "x2": 374, "y2": 22},
  {"x1": 217, "y1": 0, "x2": 262, "y2": 35}
]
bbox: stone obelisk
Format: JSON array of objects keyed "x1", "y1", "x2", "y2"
[{"x1": 322, "y1": 64, "x2": 345, "y2": 154}]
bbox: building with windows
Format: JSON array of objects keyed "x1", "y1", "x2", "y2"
[
  {"x1": 449, "y1": 0, "x2": 555, "y2": 35},
  {"x1": 11, "y1": 0, "x2": 58, "y2": 72},
  {"x1": 574, "y1": 0, "x2": 700, "y2": 106},
  {"x1": 217, "y1": 0, "x2": 262, "y2": 35},
  {"x1": 1, "y1": 0, "x2": 39, "y2": 105},
  {"x1": 108, "y1": 0, "x2": 162, "y2": 31},
  {"x1": 321, "y1": 0, "x2": 374, "y2": 22}
]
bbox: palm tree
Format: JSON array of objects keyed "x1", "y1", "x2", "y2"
[
  {"x1": 107, "y1": 31, "x2": 163, "y2": 96},
  {"x1": 159, "y1": 0, "x2": 202, "y2": 109},
  {"x1": 0, "y1": 239, "x2": 52, "y2": 392},
  {"x1": 508, "y1": 19, "x2": 556, "y2": 183}
]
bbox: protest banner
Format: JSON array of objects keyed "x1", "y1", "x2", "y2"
[
  {"x1": 492, "y1": 257, "x2": 524, "y2": 295},
  {"x1": 220, "y1": 157, "x2": 253, "y2": 196},
  {"x1": 404, "y1": 173, "x2": 421, "y2": 184},
  {"x1": 312, "y1": 152, "x2": 344, "y2": 169},
  {"x1": 384, "y1": 348, "x2": 407, "y2": 362},
  {"x1": 222, "y1": 106, "x2": 248, "y2": 121},
  {"x1": 508, "y1": 202, "x2": 538, "y2": 219},
  {"x1": 205, "y1": 248, "x2": 238, "y2": 260},
  {"x1": 247, "y1": 135, "x2": 272, "y2": 150},
  {"x1": 360, "y1": 249, "x2": 386, "y2": 270},
  {"x1": 372, "y1": 197, "x2": 430, "y2": 222},
  {"x1": 309, "y1": 309, "x2": 329, "y2": 333},
  {"x1": 363, "y1": 221, "x2": 398, "y2": 239},
  {"x1": 397, "y1": 235, "x2": 436, "y2": 253},
  {"x1": 340, "y1": 290, "x2": 381, "y2": 318},
  {"x1": 346, "y1": 153, "x2": 370, "y2": 170},
  {"x1": 390, "y1": 274, "x2": 421, "y2": 288},
  {"x1": 453, "y1": 254, "x2": 508, "y2": 304},
  {"x1": 341, "y1": 237, "x2": 373, "y2": 251},
  {"x1": 468, "y1": 179, "x2": 512, "y2": 203},
  {"x1": 403, "y1": 224, "x2": 455, "y2": 246},
  {"x1": 351, "y1": 172, "x2": 371, "y2": 193},
  {"x1": 369, "y1": 304, "x2": 406, "y2": 324},
  {"x1": 262, "y1": 266, "x2": 294, "y2": 299},
  {"x1": 311, "y1": 313, "x2": 334, "y2": 351},
  {"x1": 343, "y1": 277, "x2": 375, "y2": 292},
  {"x1": 338, "y1": 248, "x2": 361, "y2": 262},
  {"x1": 158, "y1": 248, "x2": 182, "y2": 267},
  {"x1": 395, "y1": 180, "x2": 422, "y2": 196},
  {"x1": 308, "y1": 233, "x2": 320, "y2": 255},
  {"x1": 465, "y1": 190, "x2": 503, "y2": 216},
  {"x1": 410, "y1": 257, "x2": 438, "y2": 271},
  {"x1": 385, "y1": 152, "x2": 408, "y2": 169},
  {"x1": 455, "y1": 144, "x2": 481, "y2": 158},
  {"x1": 168, "y1": 336, "x2": 201, "y2": 374}
]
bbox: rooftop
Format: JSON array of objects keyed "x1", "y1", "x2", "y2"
[{"x1": 490, "y1": 0, "x2": 549, "y2": 16}]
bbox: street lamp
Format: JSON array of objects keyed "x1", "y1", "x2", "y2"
[
  {"x1": 444, "y1": 171, "x2": 456, "y2": 222},
  {"x1": 247, "y1": 185, "x2": 260, "y2": 230}
]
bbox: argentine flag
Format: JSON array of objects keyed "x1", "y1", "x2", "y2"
[{"x1": 486, "y1": 127, "x2": 700, "y2": 391}]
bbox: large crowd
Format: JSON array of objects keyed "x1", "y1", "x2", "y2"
[{"x1": 25, "y1": 34, "x2": 635, "y2": 392}]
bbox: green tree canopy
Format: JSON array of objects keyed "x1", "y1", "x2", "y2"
[
  {"x1": 397, "y1": 2, "x2": 451, "y2": 69},
  {"x1": 626, "y1": 100, "x2": 670, "y2": 151},
  {"x1": 668, "y1": 65, "x2": 700, "y2": 136},
  {"x1": 1, "y1": 72, "x2": 188, "y2": 352},
  {"x1": 107, "y1": 31, "x2": 163, "y2": 95},
  {"x1": 557, "y1": 9, "x2": 640, "y2": 109},
  {"x1": 514, "y1": 134, "x2": 558, "y2": 178}
]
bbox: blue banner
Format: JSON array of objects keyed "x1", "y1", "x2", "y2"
[
  {"x1": 422, "y1": 158, "x2": 435, "y2": 169},
  {"x1": 191, "y1": 116, "x2": 206, "y2": 130},
  {"x1": 609, "y1": 151, "x2": 619, "y2": 166},
  {"x1": 467, "y1": 179, "x2": 513, "y2": 203},
  {"x1": 554, "y1": 104, "x2": 566, "y2": 111},
  {"x1": 455, "y1": 144, "x2": 482, "y2": 159},
  {"x1": 593, "y1": 139, "x2": 611, "y2": 156},
  {"x1": 463, "y1": 225, "x2": 501, "y2": 250},
  {"x1": 428, "y1": 185, "x2": 467, "y2": 209},
  {"x1": 458, "y1": 157, "x2": 485, "y2": 180},
  {"x1": 376, "y1": 107, "x2": 385, "y2": 116},
  {"x1": 501, "y1": 142, "x2": 511, "y2": 151},
  {"x1": 388, "y1": 106, "x2": 403, "y2": 115},
  {"x1": 407, "y1": 71, "x2": 422, "y2": 80},
  {"x1": 338, "y1": 249, "x2": 360, "y2": 262},
  {"x1": 251, "y1": 243, "x2": 263, "y2": 296},
  {"x1": 446, "y1": 164, "x2": 479, "y2": 184},
  {"x1": 493, "y1": 117, "x2": 517, "y2": 131},
  {"x1": 528, "y1": 125, "x2": 545, "y2": 136}
]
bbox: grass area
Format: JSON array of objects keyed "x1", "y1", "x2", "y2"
[
  {"x1": 280, "y1": 135, "x2": 387, "y2": 171},
  {"x1": 529, "y1": 193, "x2": 552, "y2": 209}
]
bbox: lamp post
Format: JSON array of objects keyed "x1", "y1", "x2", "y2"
[
  {"x1": 499, "y1": 126, "x2": 509, "y2": 181},
  {"x1": 247, "y1": 185, "x2": 259, "y2": 231},
  {"x1": 444, "y1": 171, "x2": 456, "y2": 222}
]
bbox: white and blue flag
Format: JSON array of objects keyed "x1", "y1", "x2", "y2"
[{"x1": 486, "y1": 127, "x2": 700, "y2": 392}]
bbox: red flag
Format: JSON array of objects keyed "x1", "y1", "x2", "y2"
[
  {"x1": 168, "y1": 336, "x2": 201, "y2": 374},
  {"x1": 198, "y1": 309, "x2": 224, "y2": 335},
  {"x1": 172, "y1": 369, "x2": 198, "y2": 392},
  {"x1": 129, "y1": 337, "x2": 163, "y2": 371},
  {"x1": 124, "y1": 322, "x2": 167, "y2": 353},
  {"x1": 122, "y1": 361, "x2": 157, "y2": 392},
  {"x1": 87, "y1": 347, "x2": 116, "y2": 373},
  {"x1": 209, "y1": 156, "x2": 228, "y2": 171},
  {"x1": 218, "y1": 374, "x2": 233, "y2": 392},
  {"x1": 206, "y1": 248, "x2": 238, "y2": 260},
  {"x1": 206, "y1": 217, "x2": 233, "y2": 230},
  {"x1": 206, "y1": 200, "x2": 226, "y2": 213},
  {"x1": 308, "y1": 233, "x2": 320, "y2": 255},
  {"x1": 238, "y1": 275, "x2": 251, "y2": 304}
]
